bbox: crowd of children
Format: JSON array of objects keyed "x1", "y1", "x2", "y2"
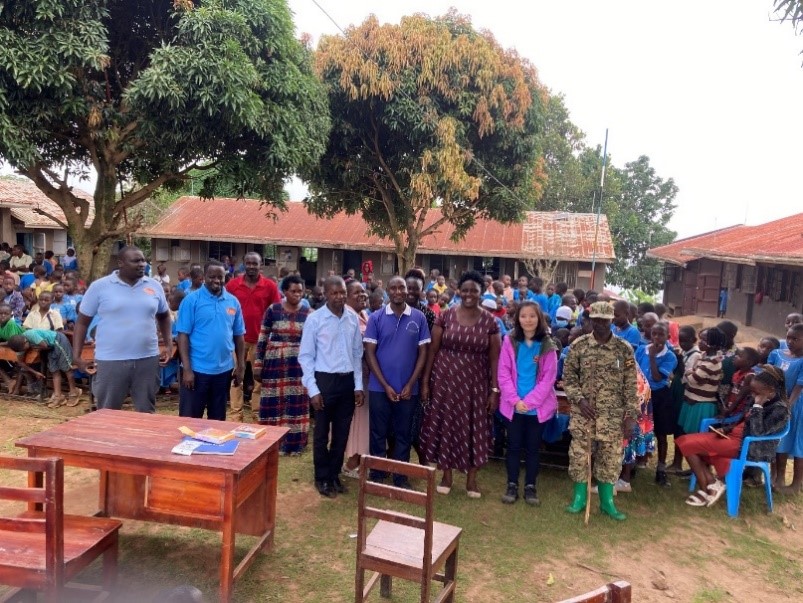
[{"x1": 0, "y1": 244, "x2": 89, "y2": 406}]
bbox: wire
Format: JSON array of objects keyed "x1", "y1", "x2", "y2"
[{"x1": 307, "y1": 0, "x2": 533, "y2": 209}]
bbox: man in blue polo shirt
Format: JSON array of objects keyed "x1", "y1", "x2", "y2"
[
  {"x1": 73, "y1": 246, "x2": 172, "y2": 412},
  {"x1": 611, "y1": 300, "x2": 642, "y2": 350},
  {"x1": 176, "y1": 261, "x2": 245, "y2": 421},
  {"x1": 364, "y1": 276, "x2": 430, "y2": 487}
]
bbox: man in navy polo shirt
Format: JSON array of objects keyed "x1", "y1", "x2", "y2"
[
  {"x1": 73, "y1": 246, "x2": 172, "y2": 412},
  {"x1": 177, "y1": 261, "x2": 245, "y2": 421},
  {"x1": 364, "y1": 276, "x2": 430, "y2": 487}
]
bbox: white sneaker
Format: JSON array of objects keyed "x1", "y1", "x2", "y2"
[
  {"x1": 341, "y1": 466, "x2": 360, "y2": 479},
  {"x1": 615, "y1": 479, "x2": 632, "y2": 493},
  {"x1": 590, "y1": 483, "x2": 616, "y2": 496}
]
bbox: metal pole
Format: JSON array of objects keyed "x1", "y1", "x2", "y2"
[{"x1": 589, "y1": 129, "x2": 608, "y2": 291}]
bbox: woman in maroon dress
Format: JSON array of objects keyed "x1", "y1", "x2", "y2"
[{"x1": 421, "y1": 270, "x2": 501, "y2": 497}]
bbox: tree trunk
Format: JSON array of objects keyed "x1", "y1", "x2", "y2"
[
  {"x1": 395, "y1": 231, "x2": 420, "y2": 276},
  {"x1": 72, "y1": 233, "x2": 114, "y2": 284}
]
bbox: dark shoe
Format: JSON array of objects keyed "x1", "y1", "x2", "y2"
[
  {"x1": 501, "y1": 482, "x2": 518, "y2": 504},
  {"x1": 655, "y1": 470, "x2": 671, "y2": 488},
  {"x1": 315, "y1": 480, "x2": 336, "y2": 498},
  {"x1": 394, "y1": 478, "x2": 415, "y2": 490},
  {"x1": 369, "y1": 472, "x2": 386, "y2": 484},
  {"x1": 524, "y1": 484, "x2": 540, "y2": 506},
  {"x1": 332, "y1": 477, "x2": 347, "y2": 494}
]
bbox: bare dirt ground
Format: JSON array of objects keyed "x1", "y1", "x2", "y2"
[{"x1": 4, "y1": 403, "x2": 803, "y2": 602}]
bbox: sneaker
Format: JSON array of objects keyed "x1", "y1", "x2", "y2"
[
  {"x1": 590, "y1": 483, "x2": 616, "y2": 496},
  {"x1": 341, "y1": 465, "x2": 360, "y2": 479},
  {"x1": 501, "y1": 482, "x2": 518, "y2": 504},
  {"x1": 523, "y1": 484, "x2": 540, "y2": 506},
  {"x1": 655, "y1": 470, "x2": 671, "y2": 488},
  {"x1": 614, "y1": 479, "x2": 632, "y2": 493}
]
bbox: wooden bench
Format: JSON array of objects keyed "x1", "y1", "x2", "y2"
[
  {"x1": 557, "y1": 581, "x2": 632, "y2": 603},
  {"x1": 0, "y1": 455, "x2": 122, "y2": 602}
]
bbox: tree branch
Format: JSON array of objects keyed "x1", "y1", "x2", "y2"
[
  {"x1": 418, "y1": 202, "x2": 479, "y2": 239},
  {"x1": 18, "y1": 163, "x2": 83, "y2": 227},
  {"x1": 112, "y1": 172, "x2": 178, "y2": 217},
  {"x1": 31, "y1": 208, "x2": 68, "y2": 230}
]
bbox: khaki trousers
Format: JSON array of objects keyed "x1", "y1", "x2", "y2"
[{"x1": 229, "y1": 341, "x2": 260, "y2": 417}]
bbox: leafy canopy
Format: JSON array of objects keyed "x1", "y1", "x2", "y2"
[
  {"x1": 303, "y1": 11, "x2": 545, "y2": 269},
  {"x1": 0, "y1": 0, "x2": 329, "y2": 277}
]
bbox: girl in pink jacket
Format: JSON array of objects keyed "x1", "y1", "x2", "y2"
[{"x1": 498, "y1": 301, "x2": 558, "y2": 505}]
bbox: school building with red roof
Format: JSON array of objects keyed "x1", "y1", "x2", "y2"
[
  {"x1": 141, "y1": 196, "x2": 616, "y2": 290},
  {"x1": 647, "y1": 212, "x2": 803, "y2": 337}
]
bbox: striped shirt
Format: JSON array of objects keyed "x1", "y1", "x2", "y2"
[{"x1": 684, "y1": 353, "x2": 723, "y2": 403}]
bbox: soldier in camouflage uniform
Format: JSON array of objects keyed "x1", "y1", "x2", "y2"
[{"x1": 563, "y1": 301, "x2": 638, "y2": 520}]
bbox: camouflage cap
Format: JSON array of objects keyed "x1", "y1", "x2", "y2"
[{"x1": 588, "y1": 301, "x2": 615, "y2": 319}]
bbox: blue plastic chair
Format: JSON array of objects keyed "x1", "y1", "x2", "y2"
[{"x1": 688, "y1": 416, "x2": 790, "y2": 517}]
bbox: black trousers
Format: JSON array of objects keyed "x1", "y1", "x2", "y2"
[
  {"x1": 312, "y1": 372, "x2": 356, "y2": 482},
  {"x1": 179, "y1": 369, "x2": 231, "y2": 421}
]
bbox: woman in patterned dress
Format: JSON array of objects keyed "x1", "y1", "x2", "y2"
[
  {"x1": 254, "y1": 274, "x2": 310, "y2": 455},
  {"x1": 420, "y1": 270, "x2": 501, "y2": 497}
]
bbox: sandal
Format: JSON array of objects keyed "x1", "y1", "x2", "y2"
[
  {"x1": 685, "y1": 490, "x2": 711, "y2": 507},
  {"x1": 46, "y1": 395, "x2": 66, "y2": 409},
  {"x1": 706, "y1": 480, "x2": 726, "y2": 507},
  {"x1": 436, "y1": 484, "x2": 451, "y2": 495},
  {"x1": 65, "y1": 389, "x2": 83, "y2": 407},
  {"x1": 466, "y1": 489, "x2": 482, "y2": 499}
]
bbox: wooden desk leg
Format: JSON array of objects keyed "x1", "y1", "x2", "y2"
[
  {"x1": 26, "y1": 454, "x2": 43, "y2": 513},
  {"x1": 98, "y1": 470, "x2": 109, "y2": 517},
  {"x1": 220, "y1": 474, "x2": 236, "y2": 603},
  {"x1": 264, "y1": 446, "x2": 279, "y2": 551}
]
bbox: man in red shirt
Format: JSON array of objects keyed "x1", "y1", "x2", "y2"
[{"x1": 225, "y1": 251, "x2": 281, "y2": 421}]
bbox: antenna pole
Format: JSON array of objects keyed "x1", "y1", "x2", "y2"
[{"x1": 590, "y1": 129, "x2": 608, "y2": 291}]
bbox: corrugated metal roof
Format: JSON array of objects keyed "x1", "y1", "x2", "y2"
[
  {"x1": 0, "y1": 178, "x2": 94, "y2": 228},
  {"x1": 646, "y1": 225, "x2": 745, "y2": 267},
  {"x1": 648, "y1": 212, "x2": 803, "y2": 267},
  {"x1": 141, "y1": 196, "x2": 616, "y2": 262}
]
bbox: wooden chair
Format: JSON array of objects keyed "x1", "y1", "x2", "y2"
[
  {"x1": 355, "y1": 456, "x2": 461, "y2": 603},
  {"x1": 0, "y1": 456, "x2": 123, "y2": 602},
  {"x1": 557, "y1": 581, "x2": 632, "y2": 603}
]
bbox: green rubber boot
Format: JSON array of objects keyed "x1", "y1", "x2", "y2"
[
  {"x1": 565, "y1": 481, "x2": 588, "y2": 514},
  {"x1": 599, "y1": 483, "x2": 626, "y2": 520}
]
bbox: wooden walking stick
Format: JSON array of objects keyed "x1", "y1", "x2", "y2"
[{"x1": 584, "y1": 360, "x2": 597, "y2": 526}]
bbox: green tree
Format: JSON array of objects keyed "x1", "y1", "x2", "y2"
[
  {"x1": 302, "y1": 11, "x2": 545, "y2": 273},
  {"x1": 606, "y1": 156, "x2": 677, "y2": 292},
  {"x1": 775, "y1": 0, "x2": 803, "y2": 31},
  {"x1": 537, "y1": 93, "x2": 676, "y2": 293},
  {"x1": 0, "y1": 0, "x2": 329, "y2": 280}
]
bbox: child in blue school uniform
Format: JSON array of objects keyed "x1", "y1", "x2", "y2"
[
  {"x1": 635, "y1": 322, "x2": 677, "y2": 488},
  {"x1": 772, "y1": 323, "x2": 803, "y2": 493}
]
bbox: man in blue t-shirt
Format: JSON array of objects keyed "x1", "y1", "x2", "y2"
[
  {"x1": 176, "y1": 261, "x2": 245, "y2": 421},
  {"x1": 364, "y1": 276, "x2": 431, "y2": 487},
  {"x1": 73, "y1": 246, "x2": 172, "y2": 413}
]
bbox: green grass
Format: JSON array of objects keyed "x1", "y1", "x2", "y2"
[
  {"x1": 2, "y1": 398, "x2": 803, "y2": 601},
  {"x1": 691, "y1": 586, "x2": 730, "y2": 603}
]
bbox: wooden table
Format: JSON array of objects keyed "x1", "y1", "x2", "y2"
[{"x1": 16, "y1": 409, "x2": 288, "y2": 602}]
